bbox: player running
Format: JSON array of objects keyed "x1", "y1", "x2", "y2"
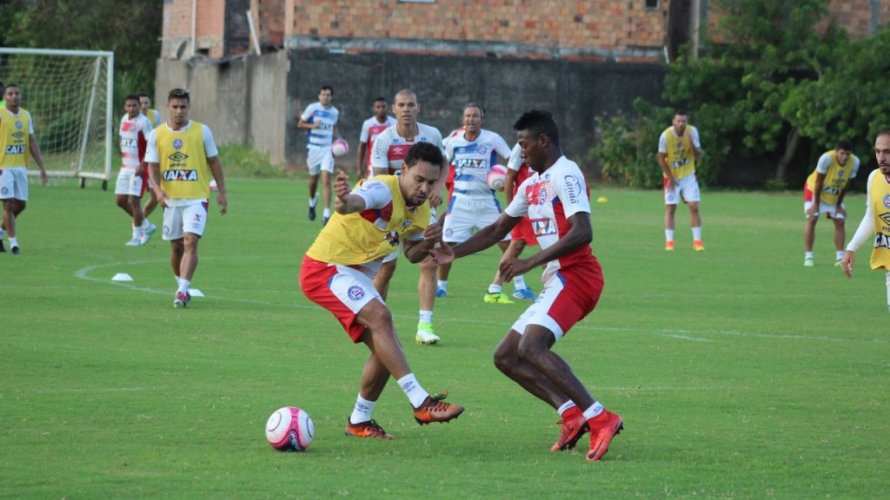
[
  {"x1": 298, "y1": 85, "x2": 341, "y2": 226},
  {"x1": 431, "y1": 110, "x2": 623, "y2": 462},
  {"x1": 300, "y1": 142, "x2": 464, "y2": 439},
  {"x1": 115, "y1": 94, "x2": 157, "y2": 246}
]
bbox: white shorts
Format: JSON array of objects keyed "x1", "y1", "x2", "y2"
[
  {"x1": 114, "y1": 168, "x2": 144, "y2": 197},
  {"x1": 162, "y1": 200, "x2": 208, "y2": 240},
  {"x1": 0, "y1": 167, "x2": 29, "y2": 201},
  {"x1": 664, "y1": 174, "x2": 701, "y2": 205},
  {"x1": 804, "y1": 200, "x2": 845, "y2": 220},
  {"x1": 307, "y1": 147, "x2": 334, "y2": 176},
  {"x1": 443, "y1": 195, "x2": 508, "y2": 243}
]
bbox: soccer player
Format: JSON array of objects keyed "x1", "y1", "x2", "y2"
[
  {"x1": 436, "y1": 103, "x2": 515, "y2": 303},
  {"x1": 298, "y1": 85, "x2": 341, "y2": 225},
  {"x1": 430, "y1": 110, "x2": 623, "y2": 462},
  {"x1": 300, "y1": 142, "x2": 465, "y2": 439},
  {"x1": 146, "y1": 88, "x2": 228, "y2": 308},
  {"x1": 369, "y1": 89, "x2": 446, "y2": 344},
  {"x1": 138, "y1": 92, "x2": 162, "y2": 224},
  {"x1": 0, "y1": 84, "x2": 48, "y2": 254},
  {"x1": 115, "y1": 94, "x2": 157, "y2": 246},
  {"x1": 840, "y1": 130, "x2": 890, "y2": 314},
  {"x1": 658, "y1": 109, "x2": 704, "y2": 251},
  {"x1": 500, "y1": 142, "x2": 538, "y2": 301},
  {"x1": 356, "y1": 96, "x2": 395, "y2": 180},
  {"x1": 803, "y1": 140, "x2": 859, "y2": 267},
  {"x1": 0, "y1": 81, "x2": 5, "y2": 108}
]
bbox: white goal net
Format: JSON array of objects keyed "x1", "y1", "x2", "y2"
[{"x1": 0, "y1": 48, "x2": 113, "y2": 188}]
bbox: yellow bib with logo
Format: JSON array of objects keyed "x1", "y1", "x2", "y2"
[
  {"x1": 156, "y1": 122, "x2": 211, "y2": 199},
  {"x1": 663, "y1": 127, "x2": 696, "y2": 180},
  {"x1": 306, "y1": 175, "x2": 431, "y2": 266},
  {"x1": 806, "y1": 150, "x2": 858, "y2": 205},
  {"x1": 868, "y1": 171, "x2": 890, "y2": 270},
  {"x1": 0, "y1": 108, "x2": 32, "y2": 168}
]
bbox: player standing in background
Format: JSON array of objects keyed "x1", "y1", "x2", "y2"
[
  {"x1": 139, "y1": 92, "x2": 162, "y2": 225},
  {"x1": 0, "y1": 84, "x2": 48, "y2": 255},
  {"x1": 356, "y1": 96, "x2": 395, "y2": 180},
  {"x1": 146, "y1": 88, "x2": 228, "y2": 308},
  {"x1": 301, "y1": 142, "x2": 464, "y2": 440},
  {"x1": 803, "y1": 140, "x2": 859, "y2": 267},
  {"x1": 498, "y1": 142, "x2": 538, "y2": 301},
  {"x1": 431, "y1": 110, "x2": 623, "y2": 462},
  {"x1": 369, "y1": 89, "x2": 446, "y2": 345},
  {"x1": 114, "y1": 94, "x2": 157, "y2": 246},
  {"x1": 840, "y1": 130, "x2": 890, "y2": 314},
  {"x1": 436, "y1": 103, "x2": 516, "y2": 303},
  {"x1": 0, "y1": 81, "x2": 5, "y2": 108},
  {"x1": 298, "y1": 85, "x2": 340, "y2": 226},
  {"x1": 658, "y1": 109, "x2": 704, "y2": 251}
]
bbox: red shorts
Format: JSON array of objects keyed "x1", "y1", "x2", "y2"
[
  {"x1": 299, "y1": 255, "x2": 380, "y2": 342},
  {"x1": 511, "y1": 258, "x2": 604, "y2": 340},
  {"x1": 510, "y1": 217, "x2": 538, "y2": 246}
]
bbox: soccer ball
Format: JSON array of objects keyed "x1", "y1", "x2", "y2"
[
  {"x1": 265, "y1": 406, "x2": 314, "y2": 451},
  {"x1": 332, "y1": 139, "x2": 349, "y2": 157},
  {"x1": 487, "y1": 164, "x2": 508, "y2": 191}
]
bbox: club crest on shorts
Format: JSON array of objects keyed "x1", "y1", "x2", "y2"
[{"x1": 348, "y1": 286, "x2": 365, "y2": 300}]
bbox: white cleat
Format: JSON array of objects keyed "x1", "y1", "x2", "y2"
[
  {"x1": 140, "y1": 223, "x2": 157, "y2": 245},
  {"x1": 125, "y1": 238, "x2": 143, "y2": 247},
  {"x1": 415, "y1": 322, "x2": 440, "y2": 345}
]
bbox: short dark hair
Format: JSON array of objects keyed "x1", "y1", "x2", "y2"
[
  {"x1": 137, "y1": 92, "x2": 150, "y2": 99},
  {"x1": 320, "y1": 85, "x2": 334, "y2": 95},
  {"x1": 513, "y1": 110, "x2": 559, "y2": 147},
  {"x1": 168, "y1": 88, "x2": 190, "y2": 101},
  {"x1": 374, "y1": 96, "x2": 387, "y2": 103},
  {"x1": 674, "y1": 108, "x2": 688, "y2": 117},
  {"x1": 836, "y1": 140, "x2": 852, "y2": 152},
  {"x1": 404, "y1": 142, "x2": 444, "y2": 170},
  {"x1": 878, "y1": 129, "x2": 890, "y2": 140},
  {"x1": 124, "y1": 94, "x2": 140, "y2": 104}
]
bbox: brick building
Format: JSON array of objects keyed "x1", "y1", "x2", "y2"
[{"x1": 155, "y1": 0, "x2": 890, "y2": 168}]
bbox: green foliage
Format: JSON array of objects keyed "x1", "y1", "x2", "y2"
[
  {"x1": 0, "y1": 0, "x2": 162, "y2": 108},
  {"x1": 217, "y1": 144, "x2": 293, "y2": 178},
  {"x1": 589, "y1": 100, "x2": 667, "y2": 188}
]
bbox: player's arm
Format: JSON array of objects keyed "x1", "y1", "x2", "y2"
[
  {"x1": 208, "y1": 155, "x2": 227, "y2": 215},
  {"x1": 657, "y1": 152, "x2": 674, "y2": 183},
  {"x1": 297, "y1": 118, "x2": 316, "y2": 129},
  {"x1": 403, "y1": 224, "x2": 443, "y2": 264},
  {"x1": 357, "y1": 141, "x2": 369, "y2": 177},
  {"x1": 333, "y1": 171, "x2": 373, "y2": 214},
  {"x1": 807, "y1": 172, "x2": 826, "y2": 219},
  {"x1": 28, "y1": 133, "x2": 48, "y2": 185},
  {"x1": 147, "y1": 162, "x2": 166, "y2": 206},
  {"x1": 504, "y1": 169, "x2": 519, "y2": 205},
  {"x1": 369, "y1": 136, "x2": 388, "y2": 177},
  {"x1": 447, "y1": 212, "x2": 520, "y2": 260}
]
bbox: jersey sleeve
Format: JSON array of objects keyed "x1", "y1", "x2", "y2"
[
  {"x1": 359, "y1": 119, "x2": 371, "y2": 143},
  {"x1": 506, "y1": 144, "x2": 522, "y2": 171},
  {"x1": 26, "y1": 111, "x2": 35, "y2": 134},
  {"x1": 369, "y1": 131, "x2": 389, "y2": 170},
  {"x1": 690, "y1": 126, "x2": 701, "y2": 149},
  {"x1": 555, "y1": 165, "x2": 591, "y2": 219},
  {"x1": 352, "y1": 179, "x2": 393, "y2": 209},
  {"x1": 504, "y1": 177, "x2": 531, "y2": 218},
  {"x1": 494, "y1": 133, "x2": 512, "y2": 160},
  {"x1": 202, "y1": 124, "x2": 219, "y2": 158},
  {"x1": 850, "y1": 155, "x2": 861, "y2": 178},
  {"x1": 815, "y1": 153, "x2": 832, "y2": 174},
  {"x1": 300, "y1": 104, "x2": 314, "y2": 122},
  {"x1": 657, "y1": 131, "x2": 668, "y2": 154},
  {"x1": 846, "y1": 170, "x2": 877, "y2": 252},
  {"x1": 144, "y1": 128, "x2": 159, "y2": 164}
]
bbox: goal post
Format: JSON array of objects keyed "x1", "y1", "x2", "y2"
[{"x1": 0, "y1": 48, "x2": 114, "y2": 189}]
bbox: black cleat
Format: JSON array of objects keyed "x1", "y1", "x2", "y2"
[
  {"x1": 0, "y1": 240, "x2": 5, "y2": 253},
  {"x1": 308, "y1": 205, "x2": 317, "y2": 221},
  {"x1": 10, "y1": 245, "x2": 20, "y2": 255}
]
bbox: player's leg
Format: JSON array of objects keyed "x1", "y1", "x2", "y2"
[
  {"x1": 493, "y1": 329, "x2": 571, "y2": 408},
  {"x1": 507, "y1": 227, "x2": 536, "y2": 300},
  {"x1": 484, "y1": 240, "x2": 513, "y2": 301},
  {"x1": 373, "y1": 256, "x2": 397, "y2": 300},
  {"x1": 116, "y1": 194, "x2": 134, "y2": 216},
  {"x1": 143, "y1": 180, "x2": 158, "y2": 219},
  {"x1": 683, "y1": 176, "x2": 704, "y2": 250},
  {"x1": 116, "y1": 169, "x2": 140, "y2": 246},
  {"x1": 435, "y1": 195, "x2": 462, "y2": 297},
  {"x1": 416, "y1": 257, "x2": 441, "y2": 344},
  {"x1": 803, "y1": 200, "x2": 818, "y2": 266},
  {"x1": 320, "y1": 153, "x2": 334, "y2": 224},
  {"x1": 663, "y1": 177, "x2": 678, "y2": 250},
  {"x1": 306, "y1": 150, "x2": 322, "y2": 221},
  {"x1": 831, "y1": 212, "x2": 846, "y2": 265},
  {"x1": 436, "y1": 260, "x2": 453, "y2": 296}
]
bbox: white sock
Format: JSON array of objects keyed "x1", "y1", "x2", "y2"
[
  {"x1": 805, "y1": 251, "x2": 814, "y2": 260},
  {"x1": 437, "y1": 280, "x2": 448, "y2": 291},
  {"x1": 133, "y1": 226, "x2": 143, "y2": 239},
  {"x1": 835, "y1": 250, "x2": 845, "y2": 261},
  {"x1": 349, "y1": 394, "x2": 377, "y2": 424},
  {"x1": 692, "y1": 227, "x2": 702, "y2": 240},
  {"x1": 177, "y1": 278, "x2": 190, "y2": 294},
  {"x1": 8, "y1": 237, "x2": 18, "y2": 248},
  {"x1": 309, "y1": 196, "x2": 317, "y2": 208},
  {"x1": 557, "y1": 400, "x2": 576, "y2": 416},
  {"x1": 513, "y1": 275, "x2": 527, "y2": 290},
  {"x1": 419, "y1": 310, "x2": 433, "y2": 324},
  {"x1": 665, "y1": 229, "x2": 674, "y2": 242},
  {"x1": 582, "y1": 401, "x2": 605, "y2": 420},
  {"x1": 397, "y1": 373, "x2": 429, "y2": 408},
  {"x1": 488, "y1": 284, "x2": 502, "y2": 294},
  {"x1": 323, "y1": 208, "x2": 331, "y2": 218}
]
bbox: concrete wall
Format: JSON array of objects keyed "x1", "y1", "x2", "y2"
[
  {"x1": 154, "y1": 52, "x2": 288, "y2": 165},
  {"x1": 286, "y1": 49, "x2": 665, "y2": 172}
]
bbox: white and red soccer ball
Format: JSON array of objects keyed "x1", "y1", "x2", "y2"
[
  {"x1": 265, "y1": 406, "x2": 314, "y2": 451},
  {"x1": 332, "y1": 139, "x2": 349, "y2": 157},
  {"x1": 487, "y1": 164, "x2": 507, "y2": 191}
]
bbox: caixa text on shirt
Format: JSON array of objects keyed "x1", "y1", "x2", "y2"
[
  {"x1": 875, "y1": 232, "x2": 890, "y2": 249},
  {"x1": 163, "y1": 169, "x2": 198, "y2": 181}
]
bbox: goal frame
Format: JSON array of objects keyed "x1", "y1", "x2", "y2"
[{"x1": 0, "y1": 47, "x2": 114, "y2": 189}]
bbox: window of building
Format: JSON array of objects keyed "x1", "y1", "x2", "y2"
[{"x1": 645, "y1": 0, "x2": 659, "y2": 9}]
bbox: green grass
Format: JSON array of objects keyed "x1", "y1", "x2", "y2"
[{"x1": 1, "y1": 176, "x2": 887, "y2": 498}]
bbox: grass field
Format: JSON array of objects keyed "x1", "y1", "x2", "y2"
[{"x1": 1, "y1": 175, "x2": 887, "y2": 498}]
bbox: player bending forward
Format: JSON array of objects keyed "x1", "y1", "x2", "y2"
[
  {"x1": 300, "y1": 142, "x2": 464, "y2": 439},
  {"x1": 431, "y1": 111, "x2": 623, "y2": 461}
]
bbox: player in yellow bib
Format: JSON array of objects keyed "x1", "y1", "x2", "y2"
[
  {"x1": 657, "y1": 109, "x2": 703, "y2": 251},
  {"x1": 0, "y1": 84, "x2": 48, "y2": 255},
  {"x1": 841, "y1": 130, "x2": 890, "y2": 314},
  {"x1": 139, "y1": 92, "x2": 162, "y2": 227},
  {"x1": 146, "y1": 88, "x2": 227, "y2": 308},
  {"x1": 803, "y1": 141, "x2": 860, "y2": 267}
]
